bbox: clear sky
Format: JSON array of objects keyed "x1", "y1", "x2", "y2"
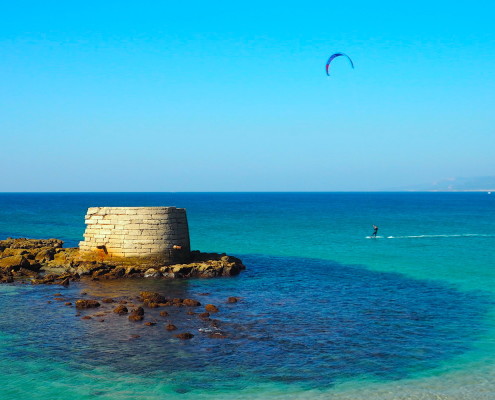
[{"x1": 1, "y1": 1, "x2": 494, "y2": 191}]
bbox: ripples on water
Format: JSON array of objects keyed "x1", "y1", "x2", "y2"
[{"x1": 0, "y1": 255, "x2": 490, "y2": 395}]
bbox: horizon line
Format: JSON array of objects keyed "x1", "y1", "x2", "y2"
[{"x1": 0, "y1": 190, "x2": 493, "y2": 194}]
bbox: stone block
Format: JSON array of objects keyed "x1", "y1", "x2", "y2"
[
  {"x1": 124, "y1": 230, "x2": 142, "y2": 236},
  {"x1": 124, "y1": 223, "x2": 141, "y2": 230}
]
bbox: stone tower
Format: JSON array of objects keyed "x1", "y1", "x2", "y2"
[{"x1": 78, "y1": 207, "x2": 190, "y2": 263}]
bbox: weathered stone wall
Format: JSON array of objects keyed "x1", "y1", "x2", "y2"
[{"x1": 78, "y1": 207, "x2": 190, "y2": 263}]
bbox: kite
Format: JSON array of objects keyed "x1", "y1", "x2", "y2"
[{"x1": 325, "y1": 53, "x2": 354, "y2": 76}]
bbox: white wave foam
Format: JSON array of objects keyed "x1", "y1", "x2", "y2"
[
  {"x1": 385, "y1": 234, "x2": 495, "y2": 239},
  {"x1": 365, "y1": 233, "x2": 495, "y2": 240}
]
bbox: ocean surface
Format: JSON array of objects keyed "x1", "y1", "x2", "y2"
[{"x1": 0, "y1": 192, "x2": 494, "y2": 399}]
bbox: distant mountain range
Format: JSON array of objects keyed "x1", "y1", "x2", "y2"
[{"x1": 393, "y1": 176, "x2": 495, "y2": 192}]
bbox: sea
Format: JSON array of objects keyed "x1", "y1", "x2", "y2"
[{"x1": 0, "y1": 192, "x2": 494, "y2": 399}]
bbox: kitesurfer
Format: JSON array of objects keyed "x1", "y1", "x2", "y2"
[{"x1": 371, "y1": 225, "x2": 378, "y2": 238}]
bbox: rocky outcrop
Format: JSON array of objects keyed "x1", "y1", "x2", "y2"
[{"x1": 0, "y1": 238, "x2": 245, "y2": 284}]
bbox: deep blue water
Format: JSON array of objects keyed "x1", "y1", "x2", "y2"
[{"x1": 0, "y1": 192, "x2": 494, "y2": 399}]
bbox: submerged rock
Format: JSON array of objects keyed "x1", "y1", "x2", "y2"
[
  {"x1": 199, "y1": 312, "x2": 210, "y2": 320},
  {"x1": 128, "y1": 314, "x2": 144, "y2": 322},
  {"x1": 102, "y1": 298, "x2": 114, "y2": 303},
  {"x1": 140, "y1": 292, "x2": 166, "y2": 304},
  {"x1": 75, "y1": 299, "x2": 101, "y2": 309},
  {"x1": 131, "y1": 306, "x2": 145, "y2": 316},
  {"x1": 113, "y1": 305, "x2": 128, "y2": 315},
  {"x1": 183, "y1": 299, "x2": 201, "y2": 307},
  {"x1": 205, "y1": 304, "x2": 219, "y2": 313},
  {"x1": 174, "y1": 332, "x2": 194, "y2": 340}
]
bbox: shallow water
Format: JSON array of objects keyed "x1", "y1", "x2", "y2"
[{"x1": 1, "y1": 192, "x2": 494, "y2": 399}]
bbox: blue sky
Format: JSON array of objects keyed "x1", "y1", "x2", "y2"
[{"x1": 1, "y1": 1, "x2": 494, "y2": 191}]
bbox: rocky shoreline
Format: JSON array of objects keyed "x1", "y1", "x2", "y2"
[{"x1": 0, "y1": 238, "x2": 246, "y2": 285}]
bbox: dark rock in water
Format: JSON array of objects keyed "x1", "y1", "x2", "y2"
[
  {"x1": 145, "y1": 302, "x2": 160, "y2": 308},
  {"x1": 171, "y1": 265, "x2": 193, "y2": 276},
  {"x1": 54, "y1": 297, "x2": 65, "y2": 301},
  {"x1": 128, "y1": 314, "x2": 144, "y2": 322},
  {"x1": 227, "y1": 297, "x2": 239, "y2": 303},
  {"x1": 65, "y1": 302, "x2": 72, "y2": 306},
  {"x1": 205, "y1": 304, "x2": 219, "y2": 313},
  {"x1": 165, "y1": 324, "x2": 177, "y2": 331},
  {"x1": 75, "y1": 299, "x2": 101, "y2": 309},
  {"x1": 112, "y1": 267, "x2": 126, "y2": 277},
  {"x1": 59, "y1": 278, "x2": 70, "y2": 287},
  {"x1": 199, "y1": 312, "x2": 210, "y2": 319},
  {"x1": 0, "y1": 273, "x2": 14, "y2": 283},
  {"x1": 183, "y1": 299, "x2": 201, "y2": 307},
  {"x1": 144, "y1": 322, "x2": 156, "y2": 326},
  {"x1": 53, "y1": 293, "x2": 62, "y2": 296},
  {"x1": 92, "y1": 269, "x2": 108, "y2": 278},
  {"x1": 131, "y1": 306, "x2": 145, "y2": 316},
  {"x1": 139, "y1": 291, "x2": 166, "y2": 304},
  {"x1": 81, "y1": 316, "x2": 92, "y2": 320},
  {"x1": 113, "y1": 305, "x2": 128, "y2": 315},
  {"x1": 175, "y1": 332, "x2": 194, "y2": 340},
  {"x1": 159, "y1": 311, "x2": 169, "y2": 317},
  {"x1": 130, "y1": 334, "x2": 140, "y2": 339},
  {"x1": 144, "y1": 268, "x2": 162, "y2": 278},
  {"x1": 128, "y1": 305, "x2": 145, "y2": 322},
  {"x1": 102, "y1": 298, "x2": 114, "y2": 303}
]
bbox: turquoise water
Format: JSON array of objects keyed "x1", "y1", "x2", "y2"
[{"x1": 0, "y1": 192, "x2": 494, "y2": 399}]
